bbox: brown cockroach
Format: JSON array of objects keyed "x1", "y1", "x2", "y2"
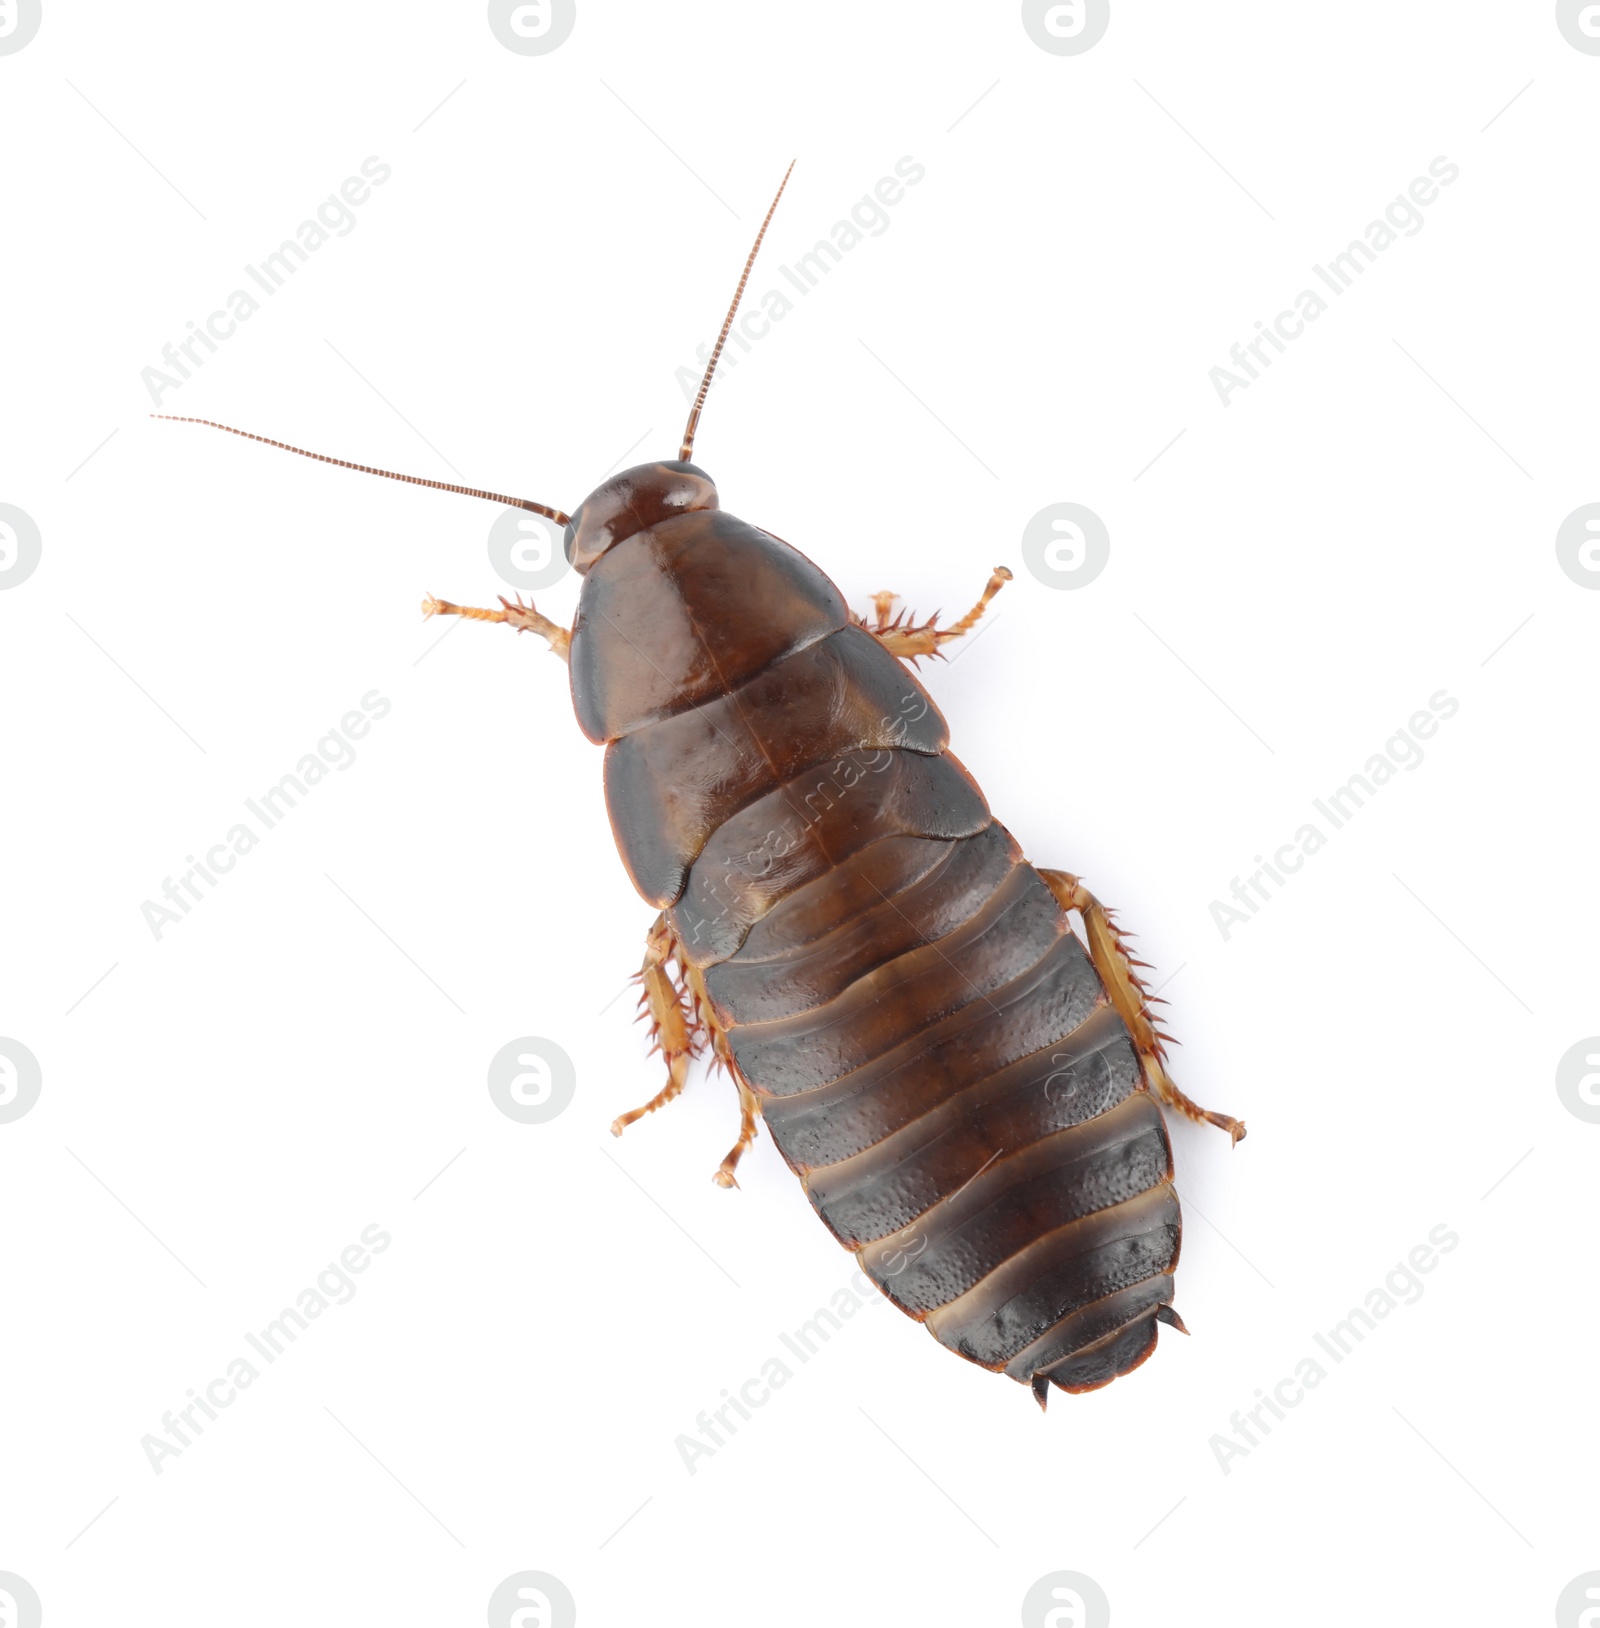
[{"x1": 159, "y1": 164, "x2": 1244, "y2": 1405}]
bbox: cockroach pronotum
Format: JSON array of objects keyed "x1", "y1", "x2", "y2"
[{"x1": 159, "y1": 163, "x2": 1245, "y2": 1405}]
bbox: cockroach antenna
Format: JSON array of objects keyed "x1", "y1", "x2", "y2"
[
  {"x1": 152, "y1": 162, "x2": 799, "y2": 511},
  {"x1": 151, "y1": 415, "x2": 571, "y2": 526},
  {"x1": 678, "y1": 160, "x2": 795, "y2": 463}
]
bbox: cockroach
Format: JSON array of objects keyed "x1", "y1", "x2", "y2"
[{"x1": 158, "y1": 163, "x2": 1245, "y2": 1405}]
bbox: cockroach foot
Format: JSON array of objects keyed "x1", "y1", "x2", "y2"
[{"x1": 418, "y1": 593, "x2": 570, "y2": 661}]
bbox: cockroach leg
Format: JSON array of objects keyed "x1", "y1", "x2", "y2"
[
  {"x1": 685, "y1": 965, "x2": 766, "y2": 1189},
  {"x1": 864, "y1": 567, "x2": 1012, "y2": 661},
  {"x1": 1039, "y1": 868, "x2": 1247, "y2": 1147},
  {"x1": 1146, "y1": 1058, "x2": 1247, "y2": 1147},
  {"x1": 420, "y1": 594, "x2": 571, "y2": 661},
  {"x1": 712, "y1": 1080, "x2": 763, "y2": 1190},
  {"x1": 609, "y1": 921, "x2": 767, "y2": 1183},
  {"x1": 610, "y1": 915, "x2": 702, "y2": 1137},
  {"x1": 935, "y1": 565, "x2": 1013, "y2": 643}
]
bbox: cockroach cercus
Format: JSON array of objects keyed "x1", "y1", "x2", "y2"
[{"x1": 159, "y1": 163, "x2": 1245, "y2": 1405}]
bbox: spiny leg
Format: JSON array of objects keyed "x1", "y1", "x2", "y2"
[
  {"x1": 860, "y1": 566, "x2": 1013, "y2": 661},
  {"x1": 1038, "y1": 868, "x2": 1246, "y2": 1146},
  {"x1": 611, "y1": 915, "x2": 703, "y2": 1136},
  {"x1": 685, "y1": 963, "x2": 766, "y2": 1189},
  {"x1": 421, "y1": 594, "x2": 571, "y2": 661}
]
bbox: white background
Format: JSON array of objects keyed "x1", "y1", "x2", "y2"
[{"x1": 2, "y1": 3, "x2": 1596, "y2": 1624}]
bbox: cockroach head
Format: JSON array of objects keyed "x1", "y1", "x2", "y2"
[{"x1": 563, "y1": 460, "x2": 718, "y2": 573}]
